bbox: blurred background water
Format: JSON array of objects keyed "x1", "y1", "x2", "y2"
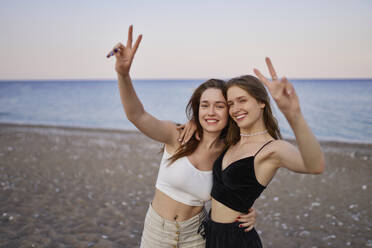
[{"x1": 1, "y1": 79, "x2": 372, "y2": 143}]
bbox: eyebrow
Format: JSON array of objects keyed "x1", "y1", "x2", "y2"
[
  {"x1": 200, "y1": 100, "x2": 226, "y2": 104},
  {"x1": 227, "y1": 96, "x2": 246, "y2": 101}
]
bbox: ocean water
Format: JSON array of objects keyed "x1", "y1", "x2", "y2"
[{"x1": 1, "y1": 79, "x2": 372, "y2": 143}]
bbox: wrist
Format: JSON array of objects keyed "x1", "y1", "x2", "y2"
[{"x1": 284, "y1": 109, "x2": 303, "y2": 126}]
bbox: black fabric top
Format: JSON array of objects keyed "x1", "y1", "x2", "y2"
[{"x1": 211, "y1": 140, "x2": 273, "y2": 213}]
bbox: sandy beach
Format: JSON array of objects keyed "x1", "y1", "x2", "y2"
[{"x1": 0, "y1": 123, "x2": 371, "y2": 248}]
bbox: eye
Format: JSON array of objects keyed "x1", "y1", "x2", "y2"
[
  {"x1": 239, "y1": 99, "x2": 246, "y2": 103},
  {"x1": 200, "y1": 104, "x2": 208, "y2": 108},
  {"x1": 216, "y1": 105, "x2": 225, "y2": 109},
  {"x1": 227, "y1": 102, "x2": 233, "y2": 106}
]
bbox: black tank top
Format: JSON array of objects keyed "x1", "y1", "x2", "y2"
[{"x1": 211, "y1": 140, "x2": 273, "y2": 213}]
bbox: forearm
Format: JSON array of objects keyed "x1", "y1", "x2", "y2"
[
  {"x1": 117, "y1": 73, "x2": 145, "y2": 122},
  {"x1": 287, "y1": 111, "x2": 325, "y2": 174},
  {"x1": 117, "y1": 73, "x2": 177, "y2": 145}
]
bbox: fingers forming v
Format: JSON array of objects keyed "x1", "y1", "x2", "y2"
[
  {"x1": 107, "y1": 25, "x2": 142, "y2": 59},
  {"x1": 132, "y1": 34, "x2": 142, "y2": 56},
  {"x1": 253, "y1": 68, "x2": 270, "y2": 88},
  {"x1": 127, "y1": 25, "x2": 133, "y2": 48},
  {"x1": 265, "y1": 57, "x2": 278, "y2": 81},
  {"x1": 127, "y1": 25, "x2": 142, "y2": 56}
]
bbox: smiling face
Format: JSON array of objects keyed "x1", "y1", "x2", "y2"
[
  {"x1": 227, "y1": 86, "x2": 265, "y2": 130},
  {"x1": 198, "y1": 88, "x2": 229, "y2": 134}
]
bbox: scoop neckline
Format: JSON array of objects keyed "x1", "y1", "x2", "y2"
[{"x1": 164, "y1": 148, "x2": 213, "y2": 174}]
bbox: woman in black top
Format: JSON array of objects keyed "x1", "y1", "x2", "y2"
[{"x1": 201, "y1": 58, "x2": 325, "y2": 247}]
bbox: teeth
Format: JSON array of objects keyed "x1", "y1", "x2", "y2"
[
  {"x1": 206, "y1": 119, "x2": 218, "y2": 123},
  {"x1": 236, "y1": 114, "x2": 246, "y2": 120}
]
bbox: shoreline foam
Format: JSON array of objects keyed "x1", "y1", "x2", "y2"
[{"x1": 1, "y1": 122, "x2": 372, "y2": 146}]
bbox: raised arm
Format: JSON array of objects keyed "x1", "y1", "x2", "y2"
[
  {"x1": 254, "y1": 57, "x2": 325, "y2": 174},
  {"x1": 109, "y1": 26, "x2": 179, "y2": 147}
]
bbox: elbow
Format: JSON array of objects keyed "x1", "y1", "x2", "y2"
[
  {"x1": 126, "y1": 108, "x2": 145, "y2": 124},
  {"x1": 127, "y1": 114, "x2": 142, "y2": 126},
  {"x1": 126, "y1": 113, "x2": 138, "y2": 123},
  {"x1": 310, "y1": 158, "x2": 326, "y2": 174},
  {"x1": 311, "y1": 166, "x2": 324, "y2": 174}
]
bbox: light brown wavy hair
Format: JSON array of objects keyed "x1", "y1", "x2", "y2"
[
  {"x1": 225, "y1": 75, "x2": 282, "y2": 146},
  {"x1": 168, "y1": 79, "x2": 228, "y2": 164}
]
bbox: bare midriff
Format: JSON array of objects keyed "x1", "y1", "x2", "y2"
[
  {"x1": 151, "y1": 189, "x2": 204, "y2": 222},
  {"x1": 210, "y1": 198, "x2": 242, "y2": 223}
]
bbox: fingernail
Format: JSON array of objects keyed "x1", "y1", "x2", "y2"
[
  {"x1": 239, "y1": 224, "x2": 242, "y2": 228},
  {"x1": 235, "y1": 219, "x2": 238, "y2": 222},
  {"x1": 178, "y1": 139, "x2": 181, "y2": 141},
  {"x1": 287, "y1": 90, "x2": 292, "y2": 95}
]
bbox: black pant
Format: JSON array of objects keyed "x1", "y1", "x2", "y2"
[{"x1": 200, "y1": 215, "x2": 263, "y2": 248}]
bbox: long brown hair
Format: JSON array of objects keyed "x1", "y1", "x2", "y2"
[
  {"x1": 168, "y1": 79, "x2": 228, "y2": 164},
  {"x1": 225, "y1": 75, "x2": 282, "y2": 146}
]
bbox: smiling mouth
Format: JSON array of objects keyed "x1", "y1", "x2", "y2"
[
  {"x1": 205, "y1": 119, "x2": 218, "y2": 124},
  {"x1": 235, "y1": 114, "x2": 247, "y2": 121}
]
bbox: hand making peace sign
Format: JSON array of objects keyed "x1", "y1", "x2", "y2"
[
  {"x1": 107, "y1": 25, "x2": 142, "y2": 76},
  {"x1": 254, "y1": 58, "x2": 301, "y2": 119}
]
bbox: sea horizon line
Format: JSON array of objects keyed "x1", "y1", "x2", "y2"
[{"x1": 1, "y1": 77, "x2": 372, "y2": 82}]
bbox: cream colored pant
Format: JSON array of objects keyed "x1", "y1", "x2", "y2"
[{"x1": 139, "y1": 203, "x2": 207, "y2": 248}]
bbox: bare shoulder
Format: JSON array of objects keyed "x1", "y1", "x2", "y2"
[
  {"x1": 257, "y1": 139, "x2": 289, "y2": 155},
  {"x1": 256, "y1": 140, "x2": 297, "y2": 166},
  {"x1": 266, "y1": 139, "x2": 303, "y2": 170},
  {"x1": 270, "y1": 140, "x2": 299, "y2": 155}
]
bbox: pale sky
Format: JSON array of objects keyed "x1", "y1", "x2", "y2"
[{"x1": 0, "y1": 0, "x2": 371, "y2": 80}]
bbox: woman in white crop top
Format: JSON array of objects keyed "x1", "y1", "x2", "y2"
[{"x1": 108, "y1": 26, "x2": 257, "y2": 247}]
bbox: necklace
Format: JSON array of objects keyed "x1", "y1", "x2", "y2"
[{"x1": 240, "y1": 129, "x2": 268, "y2": 137}]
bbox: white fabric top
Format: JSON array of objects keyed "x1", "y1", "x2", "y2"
[{"x1": 155, "y1": 149, "x2": 213, "y2": 206}]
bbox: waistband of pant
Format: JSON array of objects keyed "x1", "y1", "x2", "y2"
[
  {"x1": 148, "y1": 202, "x2": 207, "y2": 227},
  {"x1": 208, "y1": 217, "x2": 240, "y2": 228},
  {"x1": 203, "y1": 210, "x2": 245, "y2": 233}
]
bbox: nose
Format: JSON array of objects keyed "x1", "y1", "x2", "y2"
[
  {"x1": 230, "y1": 103, "x2": 239, "y2": 115},
  {"x1": 207, "y1": 106, "x2": 216, "y2": 116}
]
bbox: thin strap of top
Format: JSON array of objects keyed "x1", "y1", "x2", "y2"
[{"x1": 254, "y1": 140, "x2": 274, "y2": 157}]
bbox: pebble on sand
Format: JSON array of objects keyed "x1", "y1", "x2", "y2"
[
  {"x1": 299, "y1": 230, "x2": 311, "y2": 237},
  {"x1": 1, "y1": 124, "x2": 371, "y2": 248},
  {"x1": 323, "y1": 235, "x2": 336, "y2": 241}
]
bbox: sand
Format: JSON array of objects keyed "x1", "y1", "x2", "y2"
[{"x1": 0, "y1": 123, "x2": 371, "y2": 248}]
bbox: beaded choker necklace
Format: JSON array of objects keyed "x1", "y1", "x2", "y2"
[{"x1": 240, "y1": 130, "x2": 268, "y2": 137}]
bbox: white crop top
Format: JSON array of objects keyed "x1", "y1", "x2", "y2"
[{"x1": 155, "y1": 149, "x2": 213, "y2": 206}]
